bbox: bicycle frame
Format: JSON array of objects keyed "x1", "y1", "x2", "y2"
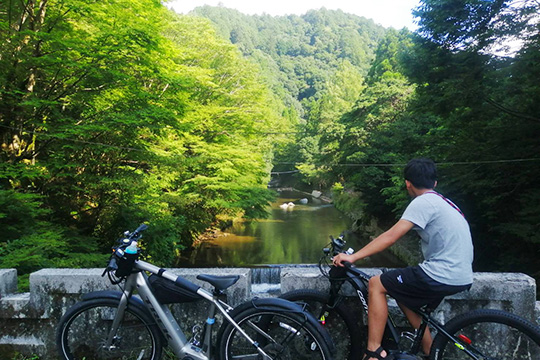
[
  {"x1": 107, "y1": 259, "x2": 274, "y2": 360},
  {"x1": 326, "y1": 266, "x2": 401, "y2": 346},
  {"x1": 328, "y1": 265, "x2": 481, "y2": 359},
  {"x1": 416, "y1": 311, "x2": 482, "y2": 360}
]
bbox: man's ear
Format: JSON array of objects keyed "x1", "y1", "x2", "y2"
[
  {"x1": 405, "y1": 180, "x2": 412, "y2": 189},
  {"x1": 433, "y1": 180, "x2": 438, "y2": 189}
]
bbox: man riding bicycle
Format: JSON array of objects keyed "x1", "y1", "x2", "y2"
[{"x1": 333, "y1": 158, "x2": 474, "y2": 360}]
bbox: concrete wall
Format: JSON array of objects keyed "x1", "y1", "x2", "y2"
[
  {"x1": 281, "y1": 267, "x2": 539, "y2": 324},
  {"x1": 0, "y1": 267, "x2": 538, "y2": 359}
]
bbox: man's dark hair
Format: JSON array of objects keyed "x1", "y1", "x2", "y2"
[{"x1": 404, "y1": 158, "x2": 437, "y2": 189}]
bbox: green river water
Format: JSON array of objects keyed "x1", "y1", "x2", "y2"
[{"x1": 185, "y1": 190, "x2": 404, "y2": 268}]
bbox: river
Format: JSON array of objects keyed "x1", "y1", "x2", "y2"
[{"x1": 183, "y1": 190, "x2": 404, "y2": 269}]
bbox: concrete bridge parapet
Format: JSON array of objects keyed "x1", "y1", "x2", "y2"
[
  {"x1": 0, "y1": 267, "x2": 538, "y2": 359},
  {"x1": 281, "y1": 267, "x2": 539, "y2": 327}
]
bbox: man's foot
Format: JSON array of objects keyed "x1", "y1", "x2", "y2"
[{"x1": 363, "y1": 346, "x2": 394, "y2": 360}]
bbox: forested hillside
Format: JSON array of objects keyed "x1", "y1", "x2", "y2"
[
  {"x1": 0, "y1": 0, "x2": 287, "y2": 285},
  {"x1": 198, "y1": 2, "x2": 540, "y2": 283},
  {"x1": 192, "y1": 7, "x2": 388, "y2": 176}
]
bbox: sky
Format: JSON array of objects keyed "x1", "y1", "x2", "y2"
[{"x1": 167, "y1": 0, "x2": 422, "y2": 30}]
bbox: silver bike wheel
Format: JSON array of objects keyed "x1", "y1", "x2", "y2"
[{"x1": 57, "y1": 298, "x2": 163, "y2": 360}]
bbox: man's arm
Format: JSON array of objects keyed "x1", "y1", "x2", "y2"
[{"x1": 333, "y1": 219, "x2": 414, "y2": 266}]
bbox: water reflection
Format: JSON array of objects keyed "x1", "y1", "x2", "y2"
[{"x1": 184, "y1": 190, "x2": 404, "y2": 268}]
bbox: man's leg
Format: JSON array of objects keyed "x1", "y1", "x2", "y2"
[
  {"x1": 366, "y1": 275, "x2": 390, "y2": 358},
  {"x1": 398, "y1": 304, "x2": 432, "y2": 355}
]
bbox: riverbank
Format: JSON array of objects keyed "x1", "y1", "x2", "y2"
[
  {"x1": 193, "y1": 187, "x2": 331, "y2": 247},
  {"x1": 189, "y1": 187, "x2": 419, "y2": 268},
  {"x1": 186, "y1": 184, "x2": 421, "y2": 269}
]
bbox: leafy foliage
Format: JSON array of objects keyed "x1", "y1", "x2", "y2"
[
  {"x1": 2, "y1": 0, "x2": 540, "y2": 290},
  {"x1": 193, "y1": 7, "x2": 387, "y2": 185},
  {"x1": 314, "y1": 0, "x2": 540, "y2": 282},
  {"x1": 0, "y1": 0, "x2": 282, "y2": 279}
]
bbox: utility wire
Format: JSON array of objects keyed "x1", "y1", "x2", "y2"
[
  {"x1": 270, "y1": 170, "x2": 300, "y2": 175},
  {"x1": 274, "y1": 158, "x2": 540, "y2": 167},
  {"x1": 2, "y1": 124, "x2": 540, "y2": 167}
]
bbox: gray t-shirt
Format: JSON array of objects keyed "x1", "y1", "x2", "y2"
[{"x1": 401, "y1": 192, "x2": 474, "y2": 286}]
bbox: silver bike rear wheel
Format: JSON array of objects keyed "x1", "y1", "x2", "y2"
[{"x1": 218, "y1": 307, "x2": 334, "y2": 360}]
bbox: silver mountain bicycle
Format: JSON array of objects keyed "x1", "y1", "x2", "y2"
[{"x1": 56, "y1": 224, "x2": 335, "y2": 360}]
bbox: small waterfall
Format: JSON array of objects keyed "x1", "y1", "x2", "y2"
[
  {"x1": 251, "y1": 266, "x2": 281, "y2": 294},
  {"x1": 250, "y1": 264, "x2": 320, "y2": 295}
]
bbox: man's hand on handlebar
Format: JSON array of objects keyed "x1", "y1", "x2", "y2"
[{"x1": 332, "y1": 253, "x2": 355, "y2": 267}]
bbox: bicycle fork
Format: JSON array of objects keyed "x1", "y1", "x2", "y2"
[{"x1": 104, "y1": 276, "x2": 136, "y2": 351}]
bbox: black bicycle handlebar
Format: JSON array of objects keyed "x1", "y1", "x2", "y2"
[
  {"x1": 133, "y1": 223, "x2": 148, "y2": 235},
  {"x1": 321, "y1": 233, "x2": 372, "y2": 281},
  {"x1": 106, "y1": 256, "x2": 118, "y2": 270}
]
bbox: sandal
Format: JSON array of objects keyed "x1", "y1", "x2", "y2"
[{"x1": 363, "y1": 346, "x2": 395, "y2": 360}]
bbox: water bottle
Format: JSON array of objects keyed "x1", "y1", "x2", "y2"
[
  {"x1": 125, "y1": 241, "x2": 138, "y2": 255},
  {"x1": 125, "y1": 241, "x2": 138, "y2": 264}
]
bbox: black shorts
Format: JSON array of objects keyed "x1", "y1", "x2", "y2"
[{"x1": 380, "y1": 266, "x2": 472, "y2": 311}]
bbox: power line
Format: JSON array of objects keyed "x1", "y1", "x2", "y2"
[
  {"x1": 3, "y1": 124, "x2": 540, "y2": 167},
  {"x1": 270, "y1": 170, "x2": 300, "y2": 175},
  {"x1": 274, "y1": 158, "x2": 540, "y2": 167}
]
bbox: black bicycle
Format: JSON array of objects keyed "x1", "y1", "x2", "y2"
[
  {"x1": 280, "y1": 233, "x2": 540, "y2": 360},
  {"x1": 56, "y1": 224, "x2": 335, "y2": 360}
]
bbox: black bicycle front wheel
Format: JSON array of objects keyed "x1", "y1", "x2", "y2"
[
  {"x1": 57, "y1": 298, "x2": 163, "y2": 360},
  {"x1": 430, "y1": 308, "x2": 540, "y2": 360},
  {"x1": 218, "y1": 306, "x2": 334, "y2": 360},
  {"x1": 280, "y1": 288, "x2": 364, "y2": 360}
]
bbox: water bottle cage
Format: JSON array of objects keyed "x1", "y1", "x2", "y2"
[
  {"x1": 113, "y1": 245, "x2": 139, "y2": 278},
  {"x1": 103, "y1": 224, "x2": 147, "y2": 281}
]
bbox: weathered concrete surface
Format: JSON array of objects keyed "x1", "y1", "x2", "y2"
[
  {"x1": 281, "y1": 266, "x2": 382, "y2": 295},
  {"x1": 281, "y1": 266, "x2": 538, "y2": 323},
  {"x1": 0, "y1": 267, "x2": 251, "y2": 359},
  {"x1": 0, "y1": 267, "x2": 538, "y2": 359},
  {"x1": 536, "y1": 301, "x2": 540, "y2": 326},
  {"x1": 29, "y1": 268, "x2": 118, "y2": 318},
  {"x1": 434, "y1": 272, "x2": 537, "y2": 324},
  {"x1": 0, "y1": 269, "x2": 17, "y2": 298}
]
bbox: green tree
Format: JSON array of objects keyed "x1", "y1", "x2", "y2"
[
  {"x1": 0, "y1": 0, "x2": 284, "y2": 277},
  {"x1": 394, "y1": 0, "x2": 540, "y2": 281},
  {"x1": 192, "y1": 7, "x2": 388, "y2": 186}
]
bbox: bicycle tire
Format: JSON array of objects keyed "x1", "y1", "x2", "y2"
[
  {"x1": 57, "y1": 298, "x2": 164, "y2": 360},
  {"x1": 430, "y1": 308, "x2": 540, "y2": 360},
  {"x1": 217, "y1": 305, "x2": 335, "y2": 360},
  {"x1": 280, "y1": 288, "x2": 364, "y2": 360}
]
